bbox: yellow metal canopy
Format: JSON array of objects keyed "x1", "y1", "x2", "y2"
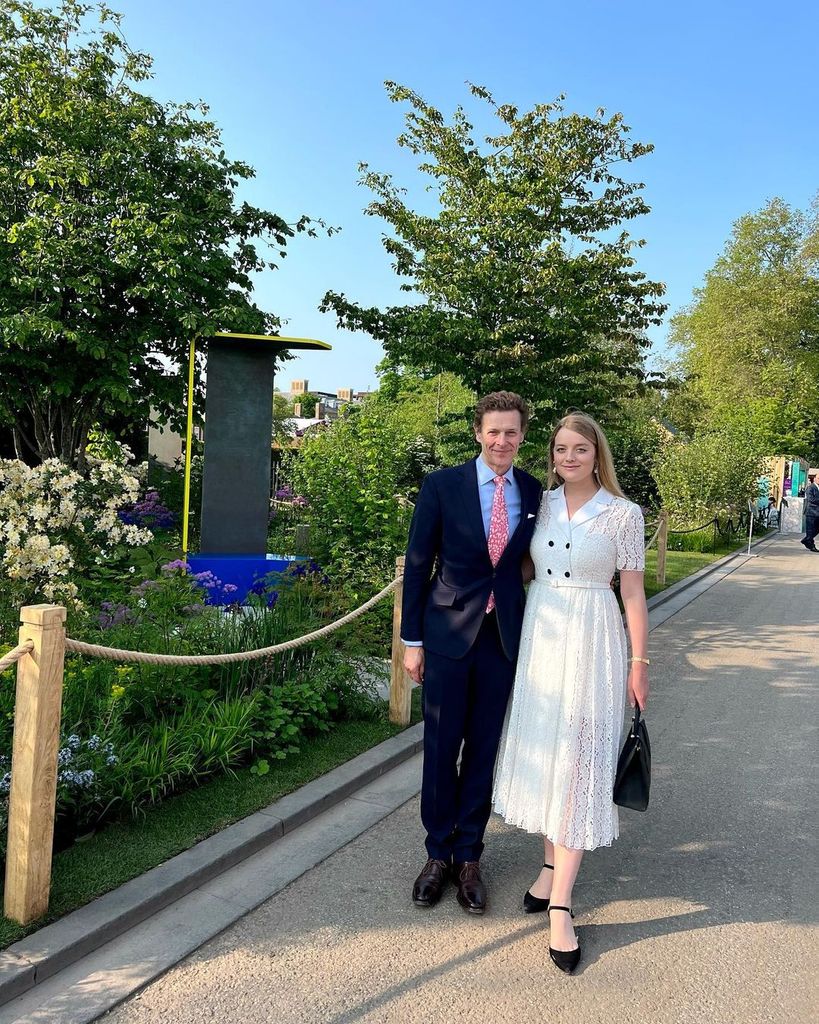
[
  {"x1": 214, "y1": 332, "x2": 332, "y2": 351},
  {"x1": 182, "y1": 333, "x2": 332, "y2": 555}
]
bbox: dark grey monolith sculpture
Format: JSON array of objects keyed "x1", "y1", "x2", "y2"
[{"x1": 198, "y1": 333, "x2": 329, "y2": 556}]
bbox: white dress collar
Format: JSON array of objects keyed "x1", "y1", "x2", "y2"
[{"x1": 549, "y1": 484, "x2": 615, "y2": 531}]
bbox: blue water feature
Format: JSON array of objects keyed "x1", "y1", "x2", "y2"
[{"x1": 188, "y1": 553, "x2": 302, "y2": 605}]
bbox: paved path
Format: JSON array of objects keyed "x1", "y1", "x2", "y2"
[{"x1": 96, "y1": 536, "x2": 817, "y2": 1022}]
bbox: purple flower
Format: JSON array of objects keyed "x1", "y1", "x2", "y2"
[
  {"x1": 292, "y1": 496, "x2": 308, "y2": 508},
  {"x1": 161, "y1": 559, "x2": 190, "y2": 574},
  {"x1": 131, "y1": 579, "x2": 159, "y2": 597},
  {"x1": 275, "y1": 486, "x2": 293, "y2": 499},
  {"x1": 98, "y1": 602, "x2": 135, "y2": 629},
  {"x1": 118, "y1": 491, "x2": 177, "y2": 530}
]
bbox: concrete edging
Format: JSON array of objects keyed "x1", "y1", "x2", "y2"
[{"x1": 0, "y1": 721, "x2": 425, "y2": 1008}]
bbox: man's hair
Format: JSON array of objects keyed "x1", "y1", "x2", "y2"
[{"x1": 473, "y1": 391, "x2": 530, "y2": 433}]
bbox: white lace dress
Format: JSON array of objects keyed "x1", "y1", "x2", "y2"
[{"x1": 493, "y1": 485, "x2": 645, "y2": 850}]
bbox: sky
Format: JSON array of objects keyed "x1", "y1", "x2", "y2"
[{"x1": 109, "y1": 0, "x2": 819, "y2": 395}]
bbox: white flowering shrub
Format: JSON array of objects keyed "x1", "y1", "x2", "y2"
[{"x1": 0, "y1": 457, "x2": 153, "y2": 605}]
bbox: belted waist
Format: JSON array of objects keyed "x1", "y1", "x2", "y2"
[{"x1": 533, "y1": 578, "x2": 611, "y2": 590}]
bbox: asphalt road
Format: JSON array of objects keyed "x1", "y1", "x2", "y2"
[{"x1": 104, "y1": 534, "x2": 818, "y2": 1024}]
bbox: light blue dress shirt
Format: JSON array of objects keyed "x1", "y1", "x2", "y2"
[{"x1": 475, "y1": 456, "x2": 521, "y2": 540}]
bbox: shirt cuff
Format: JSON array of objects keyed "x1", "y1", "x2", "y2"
[{"x1": 401, "y1": 639, "x2": 423, "y2": 647}]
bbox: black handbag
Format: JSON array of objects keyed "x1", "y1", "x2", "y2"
[{"x1": 613, "y1": 707, "x2": 651, "y2": 811}]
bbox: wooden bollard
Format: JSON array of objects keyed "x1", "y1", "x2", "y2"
[
  {"x1": 294, "y1": 523, "x2": 311, "y2": 554},
  {"x1": 656, "y1": 511, "x2": 668, "y2": 586},
  {"x1": 4, "y1": 605, "x2": 66, "y2": 924},
  {"x1": 389, "y1": 556, "x2": 412, "y2": 726}
]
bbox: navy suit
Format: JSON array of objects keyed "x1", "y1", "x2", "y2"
[{"x1": 402, "y1": 459, "x2": 543, "y2": 861}]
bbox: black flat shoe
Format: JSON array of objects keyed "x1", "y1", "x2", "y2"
[
  {"x1": 548, "y1": 905, "x2": 581, "y2": 974},
  {"x1": 523, "y1": 862, "x2": 553, "y2": 914}
]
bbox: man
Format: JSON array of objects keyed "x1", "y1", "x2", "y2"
[
  {"x1": 402, "y1": 391, "x2": 542, "y2": 914},
  {"x1": 801, "y1": 473, "x2": 819, "y2": 552}
]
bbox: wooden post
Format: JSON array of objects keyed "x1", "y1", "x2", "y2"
[
  {"x1": 294, "y1": 523, "x2": 311, "y2": 554},
  {"x1": 656, "y1": 511, "x2": 668, "y2": 587},
  {"x1": 4, "y1": 605, "x2": 66, "y2": 924},
  {"x1": 389, "y1": 556, "x2": 412, "y2": 726}
]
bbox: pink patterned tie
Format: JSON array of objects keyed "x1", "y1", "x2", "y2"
[{"x1": 486, "y1": 474, "x2": 508, "y2": 613}]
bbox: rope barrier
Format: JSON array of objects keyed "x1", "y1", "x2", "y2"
[
  {"x1": 0, "y1": 641, "x2": 33, "y2": 674},
  {"x1": 666, "y1": 517, "x2": 718, "y2": 536},
  {"x1": 64, "y1": 577, "x2": 401, "y2": 666}
]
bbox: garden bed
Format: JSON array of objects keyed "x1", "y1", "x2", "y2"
[{"x1": 0, "y1": 695, "x2": 421, "y2": 951}]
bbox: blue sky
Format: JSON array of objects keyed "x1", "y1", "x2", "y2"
[{"x1": 111, "y1": 0, "x2": 818, "y2": 394}]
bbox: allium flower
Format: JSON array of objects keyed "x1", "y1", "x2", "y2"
[{"x1": 161, "y1": 559, "x2": 190, "y2": 574}]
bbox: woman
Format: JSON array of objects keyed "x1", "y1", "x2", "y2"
[{"x1": 493, "y1": 412, "x2": 649, "y2": 974}]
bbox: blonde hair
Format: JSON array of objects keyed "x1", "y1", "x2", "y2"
[{"x1": 547, "y1": 412, "x2": 626, "y2": 497}]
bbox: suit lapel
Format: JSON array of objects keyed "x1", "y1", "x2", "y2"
[{"x1": 458, "y1": 460, "x2": 491, "y2": 557}]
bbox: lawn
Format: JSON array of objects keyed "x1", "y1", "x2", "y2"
[{"x1": 643, "y1": 534, "x2": 762, "y2": 600}]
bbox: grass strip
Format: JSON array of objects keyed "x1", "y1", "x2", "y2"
[
  {"x1": 0, "y1": 702, "x2": 420, "y2": 950},
  {"x1": 643, "y1": 536, "x2": 760, "y2": 599}
]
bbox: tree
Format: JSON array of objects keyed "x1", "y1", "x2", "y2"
[
  {"x1": 291, "y1": 403, "x2": 417, "y2": 592},
  {"x1": 669, "y1": 197, "x2": 819, "y2": 458},
  {"x1": 371, "y1": 363, "x2": 476, "y2": 465},
  {"x1": 652, "y1": 429, "x2": 764, "y2": 529},
  {"x1": 321, "y1": 83, "x2": 666, "y2": 441},
  {"x1": 0, "y1": 2, "x2": 328, "y2": 467}
]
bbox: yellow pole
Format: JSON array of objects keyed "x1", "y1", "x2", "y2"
[{"x1": 182, "y1": 336, "x2": 197, "y2": 559}]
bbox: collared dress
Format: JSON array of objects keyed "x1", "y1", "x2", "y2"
[{"x1": 493, "y1": 485, "x2": 645, "y2": 850}]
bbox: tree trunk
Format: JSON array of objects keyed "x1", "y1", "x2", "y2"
[{"x1": 20, "y1": 394, "x2": 93, "y2": 469}]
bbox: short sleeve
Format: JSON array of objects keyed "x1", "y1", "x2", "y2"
[{"x1": 616, "y1": 503, "x2": 645, "y2": 571}]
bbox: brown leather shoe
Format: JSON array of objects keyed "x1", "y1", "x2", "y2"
[
  {"x1": 412, "y1": 857, "x2": 450, "y2": 907},
  {"x1": 454, "y1": 861, "x2": 486, "y2": 914}
]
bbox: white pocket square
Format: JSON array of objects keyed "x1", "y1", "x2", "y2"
[{"x1": 527, "y1": 512, "x2": 536, "y2": 519}]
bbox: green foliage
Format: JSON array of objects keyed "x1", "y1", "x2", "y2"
[
  {"x1": 652, "y1": 430, "x2": 764, "y2": 529},
  {"x1": 372, "y1": 366, "x2": 477, "y2": 465},
  {"x1": 670, "y1": 196, "x2": 819, "y2": 459},
  {"x1": 322, "y1": 82, "x2": 666, "y2": 438},
  {"x1": 0, "y1": 1, "x2": 329, "y2": 465},
  {"x1": 604, "y1": 404, "x2": 671, "y2": 509},
  {"x1": 292, "y1": 404, "x2": 416, "y2": 590}
]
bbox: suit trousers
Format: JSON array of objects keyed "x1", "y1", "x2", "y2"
[
  {"x1": 421, "y1": 610, "x2": 516, "y2": 862},
  {"x1": 806, "y1": 514, "x2": 818, "y2": 544}
]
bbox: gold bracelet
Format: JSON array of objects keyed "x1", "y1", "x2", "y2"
[{"x1": 629, "y1": 656, "x2": 650, "y2": 665}]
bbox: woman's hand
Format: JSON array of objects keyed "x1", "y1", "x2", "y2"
[{"x1": 627, "y1": 662, "x2": 649, "y2": 710}]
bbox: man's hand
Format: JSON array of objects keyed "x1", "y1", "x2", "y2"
[{"x1": 404, "y1": 646, "x2": 425, "y2": 684}]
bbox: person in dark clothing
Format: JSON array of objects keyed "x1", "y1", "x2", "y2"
[
  {"x1": 402, "y1": 391, "x2": 542, "y2": 914},
  {"x1": 801, "y1": 474, "x2": 819, "y2": 551}
]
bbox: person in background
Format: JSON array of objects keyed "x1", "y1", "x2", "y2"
[{"x1": 801, "y1": 473, "x2": 819, "y2": 552}]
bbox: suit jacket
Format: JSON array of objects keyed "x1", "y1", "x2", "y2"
[{"x1": 401, "y1": 459, "x2": 543, "y2": 661}]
